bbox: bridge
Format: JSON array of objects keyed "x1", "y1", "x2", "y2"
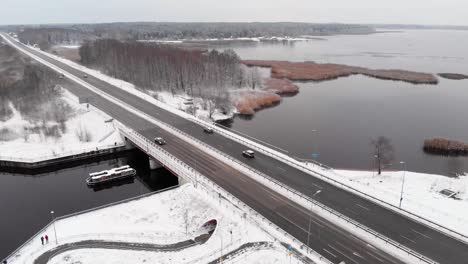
[{"x1": 2, "y1": 33, "x2": 468, "y2": 264}]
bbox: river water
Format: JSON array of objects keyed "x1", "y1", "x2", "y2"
[
  {"x1": 216, "y1": 30, "x2": 468, "y2": 176},
  {"x1": 0, "y1": 150, "x2": 178, "y2": 259}
]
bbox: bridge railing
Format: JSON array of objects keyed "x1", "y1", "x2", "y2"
[
  {"x1": 118, "y1": 123, "x2": 333, "y2": 264},
  {"x1": 119, "y1": 119, "x2": 439, "y2": 264},
  {"x1": 187, "y1": 117, "x2": 468, "y2": 244}
]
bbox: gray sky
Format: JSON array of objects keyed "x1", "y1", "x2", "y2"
[{"x1": 2, "y1": 0, "x2": 467, "y2": 26}]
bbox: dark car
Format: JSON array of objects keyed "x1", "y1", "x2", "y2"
[
  {"x1": 154, "y1": 137, "x2": 166, "y2": 145},
  {"x1": 242, "y1": 150, "x2": 255, "y2": 158},
  {"x1": 203, "y1": 127, "x2": 214, "y2": 134}
]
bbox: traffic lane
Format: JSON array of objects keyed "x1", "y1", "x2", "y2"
[
  {"x1": 138, "y1": 127, "x2": 404, "y2": 264},
  {"x1": 8, "y1": 36, "x2": 467, "y2": 263}
]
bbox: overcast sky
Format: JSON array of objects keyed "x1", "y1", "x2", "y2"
[{"x1": 2, "y1": 0, "x2": 467, "y2": 26}]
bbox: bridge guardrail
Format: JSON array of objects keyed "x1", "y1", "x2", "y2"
[
  {"x1": 188, "y1": 117, "x2": 468, "y2": 244},
  {"x1": 120, "y1": 119, "x2": 437, "y2": 264},
  {"x1": 118, "y1": 123, "x2": 333, "y2": 264}
]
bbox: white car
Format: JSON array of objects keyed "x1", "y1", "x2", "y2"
[{"x1": 242, "y1": 150, "x2": 255, "y2": 158}]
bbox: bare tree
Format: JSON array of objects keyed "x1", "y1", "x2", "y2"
[
  {"x1": 371, "y1": 136, "x2": 394, "y2": 175},
  {"x1": 183, "y1": 209, "x2": 189, "y2": 235}
]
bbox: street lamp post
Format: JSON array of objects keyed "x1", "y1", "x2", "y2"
[
  {"x1": 399, "y1": 161, "x2": 406, "y2": 208},
  {"x1": 50, "y1": 211, "x2": 58, "y2": 245},
  {"x1": 306, "y1": 189, "x2": 322, "y2": 253},
  {"x1": 311, "y1": 130, "x2": 317, "y2": 161}
]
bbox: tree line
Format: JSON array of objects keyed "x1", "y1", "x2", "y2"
[
  {"x1": 13, "y1": 22, "x2": 375, "y2": 47},
  {"x1": 79, "y1": 39, "x2": 261, "y2": 112}
]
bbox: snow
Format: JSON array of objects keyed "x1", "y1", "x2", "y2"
[
  {"x1": 6, "y1": 184, "x2": 307, "y2": 264},
  {"x1": 0, "y1": 89, "x2": 124, "y2": 162},
  {"x1": 56, "y1": 45, "x2": 81, "y2": 49},
  {"x1": 330, "y1": 169, "x2": 468, "y2": 234}
]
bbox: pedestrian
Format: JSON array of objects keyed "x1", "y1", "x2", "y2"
[
  {"x1": 45, "y1": 234, "x2": 49, "y2": 243},
  {"x1": 40, "y1": 236, "x2": 44, "y2": 245}
]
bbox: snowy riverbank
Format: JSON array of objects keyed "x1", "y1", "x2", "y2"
[
  {"x1": 325, "y1": 168, "x2": 468, "y2": 235},
  {"x1": 6, "y1": 184, "x2": 305, "y2": 264},
  {"x1": 0, "y1": 89, "x2": 124, "y2": 162}
]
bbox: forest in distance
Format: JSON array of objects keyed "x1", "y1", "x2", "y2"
[{"x1": 6, "y1": 22, "x2": 376, "y2": 49}]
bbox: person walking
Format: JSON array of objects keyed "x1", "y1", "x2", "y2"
[
  {"x1": 40, "y1": 236, "x2": 44, "y2": 245},
  {"x1": 45, "y1": 234, "x2": 49, "y2": 244}
]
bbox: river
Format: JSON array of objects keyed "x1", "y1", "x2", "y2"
[
  {"x1": 215, "y1": 30, "x2": 468, "y2": 176},
  {"x1": 0, "y1": 150, "x2": 178, "y2": 258}
]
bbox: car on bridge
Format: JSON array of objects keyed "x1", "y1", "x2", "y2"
[
  {"x1": 203, "y1": 126, "x2": 214, "y2": 134},
  {"x1": 154, "y1": 137, "x2": 166, "y2": 145},
  {"x1": 242, "y1": 150, "x2": 255, "y2": 158}
]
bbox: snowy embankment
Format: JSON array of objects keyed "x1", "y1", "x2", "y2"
[
  {"x1": 7, "y1": 184, "x2": 303, "y2": 264},
  {"x1": 0, "y1": 90, "x2": 123, "y2": 162},
  {"x1": 328, "y1": 169, "x2": 468, "y2": 235}
]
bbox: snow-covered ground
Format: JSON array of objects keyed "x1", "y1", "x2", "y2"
[
  {"x1": 326, "y1": 169, "x2": 468, "y2": 235},
  {"x1": 7, "y1": 184, "x2": 304, "y2": 264},
  {"x1": 0, "y1": 89, "x2": 123, "y2": 162}
]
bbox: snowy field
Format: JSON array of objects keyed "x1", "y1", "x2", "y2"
[
  {"x1": 6, "y1": 184, "x2": 303, "y2": 264},
  {"x1": 328, "y1": 169, "x2": 468, "y2": 235},
  {"x1": 0, "y1": 89, "x2": 123, "y2": 162}
]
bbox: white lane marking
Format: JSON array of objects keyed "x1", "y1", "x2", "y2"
[
  {"x1": 353, "y1": 252, "x2": 364, "y2": 259},
  {"x1": 276, "y1": 166, "x2": 286, "y2": 172},
  {"x1": 366, "y1": 251, "x2": 385, "y2": 263},
  {"x1": 411, "y1": 229, "x2": 432, "y2": 240},
  {"x1": 328, "y1": 244, "x2": 359, "y2": 264},
  {"x1": 366, "y1": 243, "x2": 377, "y2": 250},
  {"x1": 346, "y1": 208, "x2": 359, "y2": 215},
  {"x1": 356, "y1": 203, "x2": 370, "y2": 211},
  {"x1": 311, "y1": 183, "x2": 323, "y2": 189},
  {"x1": 400, "y1": 235, "x2": 416, "y2": 244},
  {"x1": 323, "y1": 248, "x2": 337, "y2": 258}
]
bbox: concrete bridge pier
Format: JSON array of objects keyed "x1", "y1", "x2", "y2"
[{"x1": 149, "y1": 157, "x2": 163, "y2": 170}]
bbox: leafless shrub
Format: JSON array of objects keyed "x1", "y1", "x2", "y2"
[{"x1": 75, "y1": 125, "x2": 93, "y2": 142}]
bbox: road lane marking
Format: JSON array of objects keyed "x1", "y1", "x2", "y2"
[
  {"x1": 311, "y1": 183, "x2": 323, "y2": 189},
  {"x1": 366, "y1": 251, "x2": 385, "y2": 263},
  {"x1": 411, "y1": 229, "x2": 432, "y2": 240},
  {"x1": 356, "y1": 203, "x2": 370, "y2": 211},
  {"x1": 276, "y1": 166, "x2": 286, "y2": 172},
  {"x1": 328, "y1": 244, "x2": 359, "y2": 264},
  {"x1": 323, "y1": 248, "x2": 337, "y2": 258},
  {"x1": 400, "y1": 235, "x2": 416, "y2": 244}
]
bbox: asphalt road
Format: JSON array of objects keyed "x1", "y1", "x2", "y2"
[
  {"x1": 3, "y1": 33, "x2": 468, "y2": 263},
  {"x1": 34, "y1": 237, "x2": 205, "y2": 264}
]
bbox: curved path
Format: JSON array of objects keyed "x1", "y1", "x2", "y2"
[{"x1": 34, "y1": 235, "x2": 209, "y2": 264}]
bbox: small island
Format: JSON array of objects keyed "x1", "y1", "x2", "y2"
[
  {"x1": 438, "y1": 73, "x2": 468, "y2": 80},
  {"x1": 243, "y1": 60, "x2": 439, "y2": 84},
  {"x1": 423, "y1": 138, "x2": 468, "y2": 156}
]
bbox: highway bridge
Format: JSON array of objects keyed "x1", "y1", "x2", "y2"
[{"x1": 2, "y1": 33, "x2": 468, "y2": 264}]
